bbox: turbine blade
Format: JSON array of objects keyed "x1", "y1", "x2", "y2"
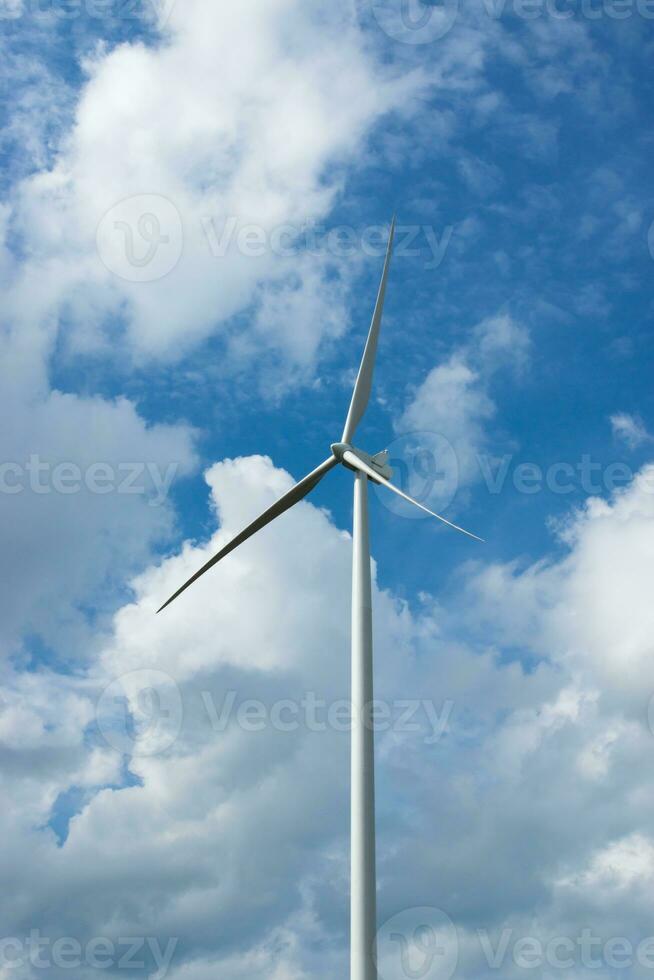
[
  {"x1": 341, "y1": 217, "x2": 396, "y2": 444},
  {"x1": 157, "y1": 455, "x2": 338, "y2": 613},
  {"x1": 342, "y1": 450, "x2": 484, "y2": 543}
]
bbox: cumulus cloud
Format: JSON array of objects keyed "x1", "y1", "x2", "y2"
[
  {"x1": 0, "y1": 0, "x2": 427, "y2": 665},
  {"x1": 3, "y1": 0, "x2": 423, "y2": 376},
  {"x1": 1, "y1": 454, "x2": 653, "y2": 977},
  {"x1": 1, "y1": 1, "x2": 653, "y2": 977},
  {"x1": 0, "y1": 383, "x2": 197, "y2": 657},
  {"x1": 463, "y1": 465, "x2": 654, "y2": 707},
  {"x1": 0, "y1": 0, "x2": 496, "y2": 665},
  {"x1": 395, "y1": 313, "x2": 529, "y2": 505}
]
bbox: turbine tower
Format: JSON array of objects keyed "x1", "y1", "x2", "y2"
[{"x1": 157, "y1": 218, "x2": 482, "y2": 979}]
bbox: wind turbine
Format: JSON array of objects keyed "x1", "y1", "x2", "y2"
[{"x1": 157, "y1": 217, "x2": 482, "y2": 980}]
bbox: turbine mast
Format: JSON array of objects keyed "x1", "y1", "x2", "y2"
[{"x1": 350, "y1": 469, "x2": 377, "y2": 980}]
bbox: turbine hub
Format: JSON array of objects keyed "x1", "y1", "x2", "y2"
[
  {"x1": 330, "y1": 441, "x2": 350, "y2": 462},
  {"x1": 331, "y1": 442, "x2": 393, "y2": 481}
]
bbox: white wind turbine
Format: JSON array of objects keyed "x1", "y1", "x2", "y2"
[{"x1": 157, "y1": 217, "x2": 482, "y2": 980}]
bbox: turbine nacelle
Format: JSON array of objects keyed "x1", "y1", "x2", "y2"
[{"x1": 330, "y1": 443, "x2": 393, "y2": 483}]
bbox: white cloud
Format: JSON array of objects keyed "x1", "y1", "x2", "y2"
[
  {"x1": 1, "y1": 454, "x2": 654, "y2": 976},
  {"x1": 0, "y1": 453, "x2": 530, "y2": 974},
  {"x1": 399, "y1": 354, "x2": 496, "y2": 494},
  {"x1": 4, "y1": 0, "x2": 423, "y2": 376},
  {"x1": 464, "y1": 465, "x2": 654, "y2": 708},
  {"x1": 397, "y1": 312, "x2": 529, "y2": 491},
  {"x1": 0, "y1": 385, "x2": 197, "y2": 655},
  {"x1": 0, "y1": 1, "x2": 496, "y2": 666},
  {"x1": 611, "y1": 412, "x2": 652, "y2": 450},
  {"x1": 1, "y1": 3, "x2": 653, "y2": 977},
  {"x1": 557, "y1": 834, "x2": 654, "y2": 894}
]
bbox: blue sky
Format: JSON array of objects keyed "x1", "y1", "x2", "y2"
[{"x1": 1, "y1": 0, "x2": 654, "y2": 978}]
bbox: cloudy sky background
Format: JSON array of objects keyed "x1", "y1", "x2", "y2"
[{"x1": 1, "y1": 0, "x2": 654, "y2": 976}]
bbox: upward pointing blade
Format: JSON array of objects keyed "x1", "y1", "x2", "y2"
[
  {"x1": 341, "y1": 217, "x2": 396, "y2": 444},
  {"x1": 157, "y1": 455, "x2": 338, "y2": 613},
  {"x1": 342, "y1": 450, "x2": 484, "y2": 542}
]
